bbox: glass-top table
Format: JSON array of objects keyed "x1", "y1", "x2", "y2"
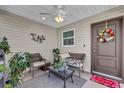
[{"x1": 48, "y1": 66, "x2": 74, "y2": 88}]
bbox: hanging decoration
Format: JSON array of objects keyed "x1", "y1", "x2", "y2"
[
  {"x1": 96, "y1": 21, "x2": 116, "y2": 43},
  {"x1": 30, "y1": 33, "x2": 45, "y2": 43}
]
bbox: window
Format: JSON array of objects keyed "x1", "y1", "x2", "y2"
[{"x1": 62, "y1": 29, "x2": 75, "y2": 47}]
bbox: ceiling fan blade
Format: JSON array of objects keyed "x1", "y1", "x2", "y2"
[{"x1": 40, "y1": 13, "x2": 51, "y2": 15}]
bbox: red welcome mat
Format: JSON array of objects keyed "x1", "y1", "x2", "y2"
[{"x1": 90, "y1": 74, "x2": 120, "y2": 88}]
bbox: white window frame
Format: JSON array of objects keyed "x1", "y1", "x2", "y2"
[{"x1": 62, "y1": 28, "x2": 75, "y2": 47}]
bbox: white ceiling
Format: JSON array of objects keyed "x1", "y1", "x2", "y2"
[{"x1": 0, "y1": 5, "x2": 119, "y2": 28}]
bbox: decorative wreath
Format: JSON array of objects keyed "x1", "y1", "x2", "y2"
[{"x1": 96, "y1": 28, "x2": 115, "y2": 43}]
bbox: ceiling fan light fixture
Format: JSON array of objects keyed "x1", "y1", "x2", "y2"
[
  {"x1": 40, "y1": 5, "x2": 66, "y2": 23},
  {"x1": 54, "y1": 15, "x2": 64, "y2": 23},
  {"x1": 41, "y1": 17, "x2": 46, "y2": 20}
]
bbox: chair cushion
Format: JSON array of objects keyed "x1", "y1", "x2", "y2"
[
  {"x1": 32, "y1": 61, "x2": 45, "y2": 67},
  {"x1": 66, "y1": 58, "x2": 83, "y2": 67},
  {"x1": 67, "y1": 62, "x2": 83, "y2": 67}
]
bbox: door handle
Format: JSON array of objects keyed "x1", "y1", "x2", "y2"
[
  {"x1": 93, "y1": 49, "x2": 96, "y2": 52},
  {"x1": 92, "y1": 47, "x2": 96, "y2": 53}
]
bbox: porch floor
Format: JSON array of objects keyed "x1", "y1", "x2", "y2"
[{"x1": 22, "y1": 69, "x2": 124, "y2": 88}]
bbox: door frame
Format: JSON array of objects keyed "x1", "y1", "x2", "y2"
[{"x1": 91, "y1": 16, "x2": 124, "y2": 82}]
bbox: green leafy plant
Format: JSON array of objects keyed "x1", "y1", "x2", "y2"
[
  {"x1": 4, "y1": 81, "x2": 13, "y2": 88},
  {"x1": 53, "y1": 60, "x2": 64, "y2": 69},
  {"x1": 0, "y1": 64, "x2": 5, "y2": 72},
  {"x1": 8, "y1": 52, "x2": 31, "y2": 87},
  {"x1": 52, "y1": 48, "x2": 60, "y2": 63},
  {"x1": 0, "y1": 37, "x2": 10, "y2": 54},
  {"x1": 0, "y1": 64, "x2": 8, "y2": 73},
  {"x1": 52, "y1": 48, "x2": 60, "y2": 54}
]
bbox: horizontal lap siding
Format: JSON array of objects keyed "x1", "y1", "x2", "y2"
[
  {"x1": 57, "y1": 6, "x2": 124, "y2": 73},
  {"x1": 0, "y1": 11, "x2": 57, "y2": 63}
]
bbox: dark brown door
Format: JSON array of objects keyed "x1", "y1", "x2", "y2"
[{"x1": 91, "y1": 19, "x2": 122, "y2": 78}]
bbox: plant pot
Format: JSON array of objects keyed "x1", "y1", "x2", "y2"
[
  {"x1": 0, "y1": 77, "x2": 4, "y2": 88},
  {"x1": 0, "y1": 72, "x2": 4, "y2": 80},
  {"x1": 58, "y1": 66, "x2": 65, "y2": 71}
]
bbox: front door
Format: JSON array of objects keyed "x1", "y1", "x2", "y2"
[{"x1": 91, "y1": 19, "x2": 122, "y2": 78}]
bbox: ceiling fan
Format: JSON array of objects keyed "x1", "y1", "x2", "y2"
[{"x1": 40, "y1": 5, "x2": 66, "y2": 23}]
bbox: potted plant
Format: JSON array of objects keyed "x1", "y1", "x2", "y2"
[
  {"x1": 53, "y1": 58, "x2": 68, "y2": 71},
  {"x1": 0, "y1": 37, "x2": 10, "y2": 88},
  {"x1": 0, "y1": 37, "x2": 10, "y2": 54},
  {"x1": 53, "y1": 59, "x2": 64, "y2": 70},
  {"x1": 0, "y1": 36, "x2": 10, "y2": 79},
  {"x1": 6, "y1": 52, "x2": 31, "y2": 88},
  {"x1": 52, "y1": 48, "x2": 60, "y2": 63}
]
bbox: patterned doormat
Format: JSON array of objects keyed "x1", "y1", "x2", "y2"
[{"x1": 90, "y1": 74, "x2": 120, "y2": 88}]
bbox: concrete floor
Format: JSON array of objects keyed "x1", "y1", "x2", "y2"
[{"x1": 23, "y1": 69, "x2": 124, "y2": 88}]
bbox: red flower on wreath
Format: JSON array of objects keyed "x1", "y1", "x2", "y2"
[{"x1": 97, "y1": 28, "x2": 115, "y2": 43}]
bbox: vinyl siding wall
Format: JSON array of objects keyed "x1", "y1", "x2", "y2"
[
  {"x1": 57, "y1": 6, "x2": 124, "y2": 73},
  {"x1": 0, "y1": 10, "x2": 57, "y2": 64},
  {"x1": 0, "y1": 6, "x2": 124, "y2": 73}
]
